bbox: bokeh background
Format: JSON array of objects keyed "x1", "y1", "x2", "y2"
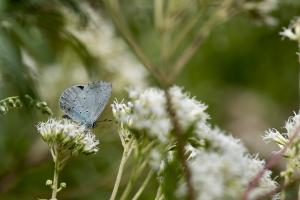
[{"x1": 1, "y1": 0, "x2": 300, "y2": 199}]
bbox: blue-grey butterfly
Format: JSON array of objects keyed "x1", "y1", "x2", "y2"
[{"x1": 59, "y1": 81, "x2": 112, "y2": 128}]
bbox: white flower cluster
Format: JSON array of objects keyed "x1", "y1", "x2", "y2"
[
  {"x1": 37, "y1": 118, "x2": 99, "y2": 155},
  {"x1": 112, "y1": 86, "x2": 208, "y2": 143},
  {"x1": 169, "y1": 87, "x2": 208, "y2": 130},
  {"x1": 185, "y1": 125, "x2": 278, "y2": 200},
  {"x1": 280, "y1": 17, "x2": 300, "y2": 43},
  {"x1": 112, "y1": 86, "x2": 278, "y2": 199}
]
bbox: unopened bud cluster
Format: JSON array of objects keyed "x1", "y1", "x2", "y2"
[{"x1": 0, "y1": 95, "x2": 52, "y2": 115}]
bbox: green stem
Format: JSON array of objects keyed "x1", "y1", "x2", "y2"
[
  {"x1": 104, "y1": 0, "x2": 167, "y2": 86},
  {"x1": 119, "y1": 177, "x2": 133, "y2": 200},
  {"x1": 154, "y1": 0, "x2": 164, "y2": 31},
  {"x1": 120, "y1": 158, "x2": 149, "y2": 200},
  {"x1": 154, "y1": 184, "x2": 163, "y2": 200},
  {"x1": 110, "y1": 145, "x2": 133, "y2": 200},
  {"x1": 169, "y1": 0, "x2": 234, "y2": 83},
  {"x1": 280, "y1": 190, "x2": 286, "y2": 200},
  {"x1": 51, "y1": 150, "x2": 60, "y2": 200},
  {"x1": 298, "y1": 45, "x2": 300, "y2": 109},
  {"x1": 298, "y1": 183, "x2": 300, "y2": 200},
  {"x1": 132, "y1": 170, "x2": 154, "y2": 200}
]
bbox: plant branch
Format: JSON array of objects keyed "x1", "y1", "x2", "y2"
[
  {"x1": 110, "y1": 143, "x2": 133, "y2": 200},
  {"x1": 165, "y1": 90, "x2": 194, "y2": 200},
  {"x1": 51, "y1": 147, "x2": 60, "y2": 200},
  {"x1": 104, "y1": 0, "x2": 168, "y2": 86},
  {"x1": 254, "y1": 176, "x2": 300, "y2": 200},
  {"x1": 154, "y1": 184, "x2": 163, "y2": 200},
  {"x1": 298, "y1": 45, "x2": 300, "y2": 108},
  {"x1": 241, "y1": 123, "x2": 300, "y2": 200},
  {"x1": 132, "y1": 170, "x2": 154, "y2": 200},
  {"x1": 120, "y1": 156, "x2": 149, "y2": 200},
  {"x1": 168, "y1": 0, "x2": 235, "y2": 83}
]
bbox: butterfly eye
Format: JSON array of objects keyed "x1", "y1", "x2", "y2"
[{"x1": 77, "y1": 85, "x2": 84, "y2": 90}]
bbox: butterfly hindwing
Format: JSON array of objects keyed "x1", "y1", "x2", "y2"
[{"x1": 59, "y1": 81, "x2": 112, "y2": 128}]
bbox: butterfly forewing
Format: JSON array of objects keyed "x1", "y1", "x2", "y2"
[{"x1": 59, "y1": 81, "x2": 112, "y2": 128}]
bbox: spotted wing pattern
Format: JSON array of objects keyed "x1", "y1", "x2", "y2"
[{"x1": 59, "y1": 81, "x2": 112, "y2": 128}]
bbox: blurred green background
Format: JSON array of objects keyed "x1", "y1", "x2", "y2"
[{"x1": 1, "y1": 0, "x2": 300, "y2": 199}]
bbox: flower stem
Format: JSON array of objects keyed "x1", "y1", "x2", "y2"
[
  {"x1": 298, "y1": 45, "x2": 300, "y2": 108},
  {"x1": 132, "y1": 170, "x2": 154, "y2": 200},
  {"x1": 110, "y1": 145, "x2": 132, "y2": 200},
  {"x1": 154, "y1": 184, "x2": 163, "y2": 200},
  {"x1": 120, "y1": 158, "x2": 148, "y2": 200},
  {"x1": 104, "y1": 0, "x2": 167, "y2": 86},
  {"x1": 297, "y1": 183, "x2": 300, "y2": 200},
  {"x1": 51, "y1": 150, "x2": 60, "y2": 200}
]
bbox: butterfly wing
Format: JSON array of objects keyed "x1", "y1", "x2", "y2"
[
  {"x1": 59, "y1": 81, "x2": 112, "y2": 127},
  {"x1": 87, "y1": 81, "x2": 112, "y2": 122}
]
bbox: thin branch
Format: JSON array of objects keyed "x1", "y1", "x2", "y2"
[
  {"x1": 104, "y1": 0, "x2": 168, "y2": 86},
  {"x1": 165, "y1": 90, "x2": 195, "y2": 200},
  {"x1": 168, "y1": 12, "x2": 202, "y2": 58},
  {"x1": 154, "y1": 0, "x2": 164, "y2": 31},
  {"x1": 297, "y1": 44, "x2": 300, "y2": 108},
  {"x1": 254, "y1": 176, "x2": 300, "y2": 200},
  {"x1": 132, "y1": 170, "x2": 154, "y2": 200},
  {"x1": 154, "y1": 184, "x2": 163, "y2": 200},
  {"x1": 110, "y1": 142, "x2": 133, "y2": 200},
  {"x1": 51, "y1": 148, "x2": 60, "y2": 200},
  {"x1": 168, "y1": 0, "x2": 235, "y2": 83},
  {"x1": 241, "y1": 123, "x2": 300, "y2": 200},
  {"x1": 120, "y1": 155, "x2": 150, "y2": 200}
]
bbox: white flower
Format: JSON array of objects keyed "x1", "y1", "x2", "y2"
[
  {"x1": 263, "y1": 112, "x2": 300, "y2": 148},
  {"x1": 111, "y1": 100, "x2": 135, "y2": 148},
  {"x1": 111, "y1": 99, "x2": 133, "y2": 125},
  {"x1": 169, "y1": 86, "x2": 208, "y2": 131},
  {"x1": 263, "y1": 128, "x2": 288, "y2": 147},
  {"x1": 37, "y1": 118, "x2": 99, "y2": 155},
  {"x1": 184, "y1": 127, "x2": 277, "y2": 200},
  {"x1": 280, "y1": 17, "x2": 300, "y2": 42},
  {"x1": 263, "y1": 111, "x2": 300, "y2": 182},
  {"x1": 196, "y1": 125, "x2": 247, "y2": 155},
  {"x1": 285, "y1": 112, "x2": 300, "y2": 137},
  {"x1": 111, "y1": 86, "x2": 277, "y2": 199},
  {"x1": 128, "y1": 87, "x2": 171, "y2": 143},
  {"x1": 81, "y1": 132, "x2": 99, "y2": 154},
  {"x1": 111, "y1": 86, "x2": 210, "y2": 143}
]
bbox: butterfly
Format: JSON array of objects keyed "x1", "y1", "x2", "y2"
[{"x1": 59, "y1": 81, "x2": 112, "y2": 128}]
